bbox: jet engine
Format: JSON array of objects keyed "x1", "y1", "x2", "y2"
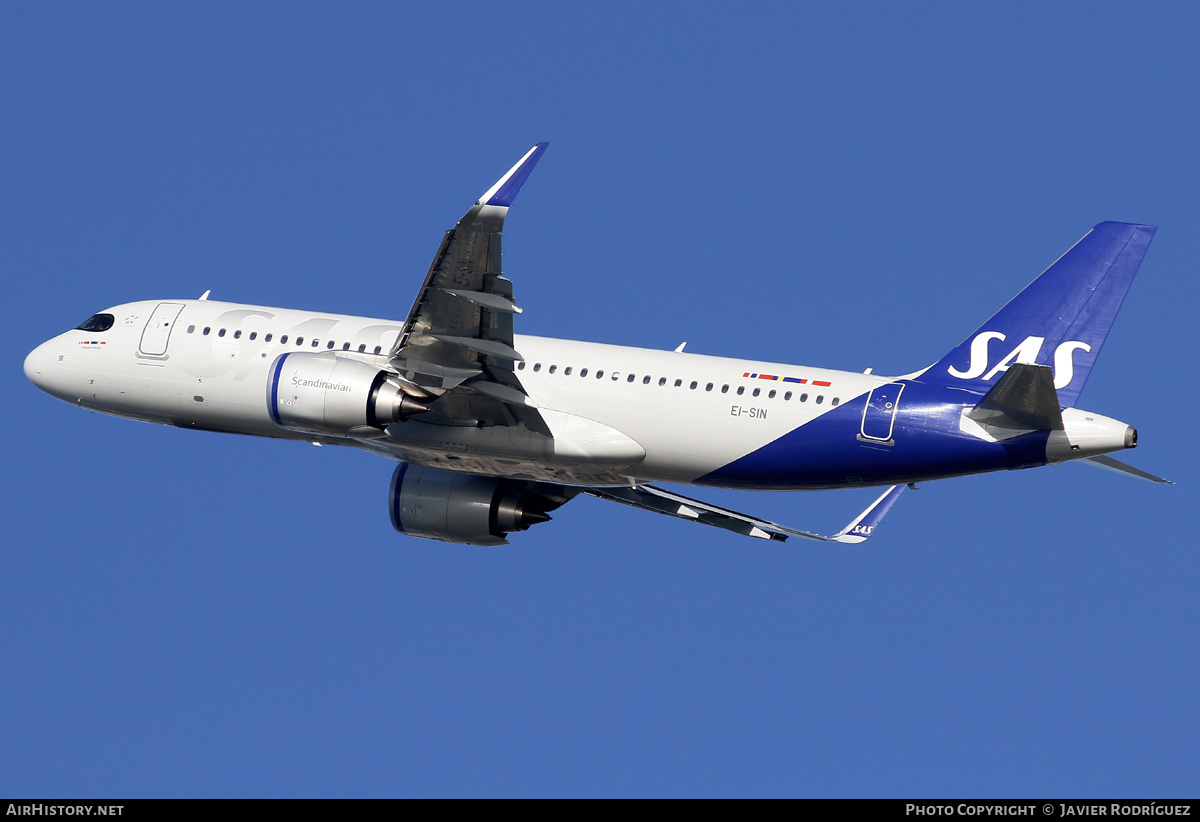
[
  {"x1": 267, "y1": 352, "x2": 427, "y2": 436},
  {"x1": 388, "y1": 464, "x2": 557, "y2": 546}
]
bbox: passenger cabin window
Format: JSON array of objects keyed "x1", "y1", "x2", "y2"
[
  {"x1": 580, "y1": 368, "x2": 589, "y2": 377},
  {"x1": 565, "y1": 367, "x2": 573, "y2": 375},
  {"x1": 218, "y1": 329, "x2": 226, "y2": 337},
  {"x1": 312, "y1": 339, "x2": 319, "y2": 347},
  {"x1": 342, "y1": 342, "x2": 349, "y2": 350},
  {"x1": 203, "y1": 327, "x2": 211, "y2": 336},
  {"x1": 187, "y1": 325, "x2": 195, "y2": 334},
  {"x1": 643, "y1": 376, "x2": 651, "y2": 384},
  {"x1": 358, "y1": 344, "x2": 366, "y2": 352},
  {"x1": 280, "y1": 335, "x2": 288, "y2": 344},
  {"x1": 234, "y1": 330, "x2": 242, "y2": 339},
  {"x1": 264, "y1": 333, "x2": 273, "y2": 342},
  {"x1": 76, "y1": 314, "x2": 115, "y2": 333},
  {"x1": 296, "y1": 337, "x2": 304, "y2": 345},
  {"x1": 373, "y1": 346, "x2": 382, "y2": 354},
  {"x1": 627, "y1": 374, "x2": 635, "y2": 383}
]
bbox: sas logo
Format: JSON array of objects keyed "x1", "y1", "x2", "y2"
[
  {"x1": 850, "y1": 525, "x2": 873, "y2": 536},
  {"x1": 947, "y1": 333, "x2": 1091, "y2": 389}
]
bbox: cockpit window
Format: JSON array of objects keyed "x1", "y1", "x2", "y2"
[{"x1": 76, "y1": 313, "x2": 114, "y2": 333}]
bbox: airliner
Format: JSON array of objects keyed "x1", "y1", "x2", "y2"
[{"x1": 23, "y1": 143, "x2": 1170, "y2": 546}]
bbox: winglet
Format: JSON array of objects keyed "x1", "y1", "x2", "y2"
[
  {"x1": 830, "y1": 484, "x2": 905, "y2": 544},
  {"x1": 477, "y1": 142, "x2": 550, "y2": 208}
]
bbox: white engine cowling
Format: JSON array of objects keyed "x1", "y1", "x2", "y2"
[
  {"x1": 388, "y1": 464, "x2": 553, "y2": 546},
  {"x1": 267, "y1": 352, "x2": 426, "y2": 436}
]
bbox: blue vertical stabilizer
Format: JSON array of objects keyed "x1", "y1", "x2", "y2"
[{"x1": 922, "y1": 222, "x2": 1156, "y2": 407}]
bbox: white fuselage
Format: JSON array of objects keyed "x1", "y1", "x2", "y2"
[{"x1": 25, "y1": 299, "x2": 883, "y2": 486}]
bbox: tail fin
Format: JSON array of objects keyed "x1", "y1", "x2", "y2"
[{"x1": 922, "y1": 222, "x2": 1156, "y2": 407}]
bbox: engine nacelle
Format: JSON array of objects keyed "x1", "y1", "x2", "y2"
[
  {"x1": 268, "y1": 352, "x2": 426, "y2": 436},
  {"x1": 388, "y1": 464, "x2": 553, "y2": 546}
]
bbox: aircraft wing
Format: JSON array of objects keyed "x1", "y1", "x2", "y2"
[
  {"x1": 389, "y1": 143, "x2": 550, "y2": 431},
  {"x1": 584, "y1": 483, "x2": 906, "y2": 543}
]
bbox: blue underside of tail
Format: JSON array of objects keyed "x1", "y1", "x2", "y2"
[{"x1": 698, "y1": 381, "x2": 1050, "y2": 490}]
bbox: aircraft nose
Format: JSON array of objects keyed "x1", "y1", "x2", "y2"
[
  {"x1": 24, "y1": 341, "x2": 49, "y2": 387},
  {"x1": 24, "y1": 338, "x2": 71, "y2": 400}
]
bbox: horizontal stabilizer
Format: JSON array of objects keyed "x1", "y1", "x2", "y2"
[
  {"x1": 1082, "y1": 454, "x2": 1174, "y2": 484},
  {"x1": 584, "y1": 483, "x2": 905, "y2": 543},
  {"x1": 966, "y1": 362, "x2": 1064, "y2": 430}
]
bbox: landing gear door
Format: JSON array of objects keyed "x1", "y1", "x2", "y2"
[
  {"x1": 139, "y1": 302, "x2": 186, "y2": 357},
  {"x1": 859, "y1": 382, "x2": 904, "y2": 445}
]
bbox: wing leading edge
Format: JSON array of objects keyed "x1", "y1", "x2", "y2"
[{"x1": 388, "y1": 143, "x2": 550, "y2": 430}]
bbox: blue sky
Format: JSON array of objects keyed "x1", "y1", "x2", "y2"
[{"x1": 4, "y1": 2, "x2": 1198, "y2": 797}]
